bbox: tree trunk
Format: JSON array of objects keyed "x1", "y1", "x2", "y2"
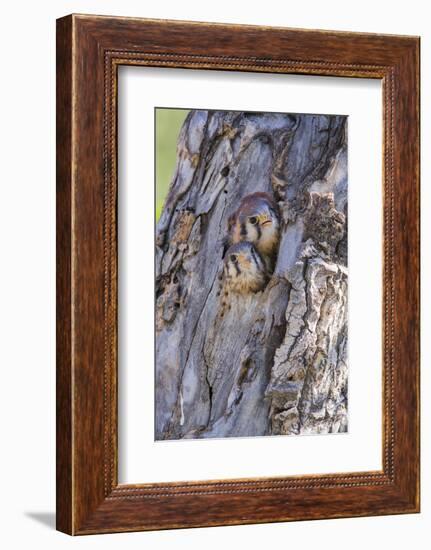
[{"x1": 155, "y1": 110, "x2": 348, "y2": 440}]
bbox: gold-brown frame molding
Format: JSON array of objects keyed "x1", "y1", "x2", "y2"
[{"x1": 56, "y1": 14, "x2": 420, "y2": 534}]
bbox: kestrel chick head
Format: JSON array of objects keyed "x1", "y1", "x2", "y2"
[
  {"x1": 228, "y1": 192, "x2": 280, "y2": 265},
  {"x1": 223, "y1": 242, "x2": 268, "y2": 294}
]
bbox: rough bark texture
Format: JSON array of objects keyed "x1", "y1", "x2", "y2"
[{"x1": 155, "y1": 110, "x2": 348, "y2": 440}]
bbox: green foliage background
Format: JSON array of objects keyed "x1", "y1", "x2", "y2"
[{"x1": 156, "y1": 108, "x2": 190, "y2": 221}]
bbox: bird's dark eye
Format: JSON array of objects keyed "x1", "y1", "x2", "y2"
[
  {"x1": 249, "y1": 216, "x2": 258, "y2": 225},
  {"x1": 230, "y1": 254, "x2": 237, "y2": 262}
]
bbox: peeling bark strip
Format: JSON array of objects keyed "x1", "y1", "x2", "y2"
[{"x1": 155, "y1": 110, "x2": 348, "y2": 440}]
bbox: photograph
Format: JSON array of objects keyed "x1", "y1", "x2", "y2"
[
  {"x1": 0, "y1": 0, "x2": 424, "y2": 544},
  {"x1": 155, "y1": 107, "x2": 348, "y2": 441}
]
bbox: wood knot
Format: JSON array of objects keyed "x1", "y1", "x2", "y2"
[{"x1": 220, "y1": 165, "x2": 230, "y2": 177}]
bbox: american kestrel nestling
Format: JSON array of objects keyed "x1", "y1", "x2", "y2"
[
  {"x1": 218, "y1": 242, "x2": 268, "y2": 316},
  {"x1": 227, "y1": 192, "x2": 280, "y2": 271}
]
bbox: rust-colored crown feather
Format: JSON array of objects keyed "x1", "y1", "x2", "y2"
[{"x1": 227, "y1": 192, "x2": 280, "y2": 271}]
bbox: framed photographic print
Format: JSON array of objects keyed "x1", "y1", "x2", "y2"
[{"x1": 56, "y1": 14, "x2": 420, "y2": 535}]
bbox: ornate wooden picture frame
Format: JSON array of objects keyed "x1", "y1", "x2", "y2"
[{"x1": 56, "y1": 14, "x2": 420, "y2": 535}]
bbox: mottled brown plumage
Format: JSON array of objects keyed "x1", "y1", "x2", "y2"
[
  {"x1": 218, "y1": 242, "x2": 268, "y2": 316},
  {"x1": 227, "y1": 192, "x2": 280, "y2": 271}
]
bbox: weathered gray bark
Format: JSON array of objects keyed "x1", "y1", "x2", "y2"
[{"x1": 155, "y1": 110, "x2": 348, "y2": 440}]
